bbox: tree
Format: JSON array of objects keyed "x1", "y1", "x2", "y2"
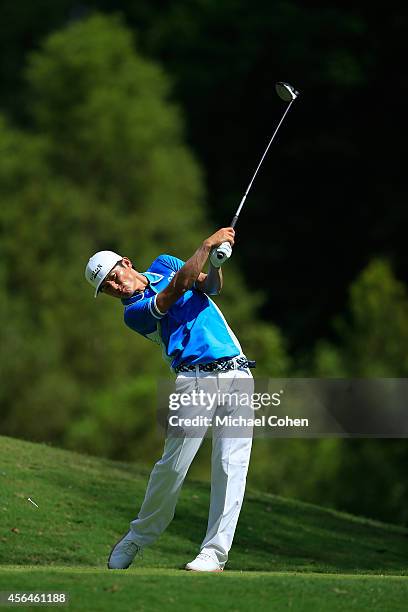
[
  {"x1": 315, "y1": 259, "x2": 408, "y2": 377},
  {"x1": 0, "y1": 14, "x2": 209, "y2": 453},
  {"x1": 1, "y1": 14, "x2": 289, "y2": 464},
  {"x1": 303, "y1": 259, "x2": 408, "y2": 524}
]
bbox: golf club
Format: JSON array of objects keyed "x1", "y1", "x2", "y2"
[{"x1": 215, "y1": 81, "x2": 299, "y2": 261}]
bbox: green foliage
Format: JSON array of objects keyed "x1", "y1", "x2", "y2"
[
  {"x1": 65, "y1": 376, "x2": 161, "y2": 460},
  {"x1": 2, "y1": 7, "x2": 407, "y2": 529},
  {"x1": 240, "y1": 321, "x2": 291, "y2": 376},
  {"x1": 247, "y1": 259, "x2": 408, "y2": 526},
  {"x1": 0, "y1": 14, "x2": 288, "y2": 467},
  {"x1": 288, "y1": 260, "x2": 408, "y2": 524},
  {"x1": 25, "y1": 13, "x2": 206, "y2": 259},
  {"x1": 345, "y1": 259, "x2": 408, "y2": 375},
  {"x1": 0, "y1": 14, "x2": 206, "y2": 453},
  {"x1": 314, "y1": 259, "x2": 408, "y2": 377}
]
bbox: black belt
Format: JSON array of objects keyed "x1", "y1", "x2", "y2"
[{"x1": 174, "y1": 356, "x2": 256, "y2": 374}]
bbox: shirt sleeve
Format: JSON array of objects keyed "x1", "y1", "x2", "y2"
[
  {"x1": 155, "y1": 254, "x2": 185, "y2": 273},
  {"x1": 124, "y1": 295, "x2": 166, "y2": 336},
  {"x1": 154, "y1": 253, "x2": 203, "y2": 290}
]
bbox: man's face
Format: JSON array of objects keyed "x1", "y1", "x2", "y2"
[{"x1": 100, "y1": 257, "x2": 136, "y2": 299}]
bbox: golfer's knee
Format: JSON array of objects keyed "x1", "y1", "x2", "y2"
[{"x1": 155, "y1": 454, "x2": 189, "y2": 478}]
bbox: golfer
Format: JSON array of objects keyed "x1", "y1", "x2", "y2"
[{"x1": 85, "y1": 228, "x2": 254, "y2": 571}]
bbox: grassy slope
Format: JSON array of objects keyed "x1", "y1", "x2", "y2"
[{"x1": 0, "y1": 435, "x2": 407, "y2": 611}]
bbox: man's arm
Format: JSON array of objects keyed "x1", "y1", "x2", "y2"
[
  {"x1": 195, "y1": 264, "x2": 223, "y2": 295},
  {"x1": 155, "y1": 228, "x2": 234, "y2": 314}
]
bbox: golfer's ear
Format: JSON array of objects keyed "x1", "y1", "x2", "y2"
[{"x1": 121, "y1": 257, "x2": 133, "y2": 268}]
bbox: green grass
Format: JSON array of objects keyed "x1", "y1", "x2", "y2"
[{"x1": 0, "y1": 435, "x2": 407, "y2": 610}]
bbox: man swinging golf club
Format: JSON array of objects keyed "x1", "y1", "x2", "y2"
[
  {"x1": 84, "y1": 80, "x2": 299, "y2": 571},
  {"x1": 85, "y1": 228, "x2": 255, "y2": 572}
]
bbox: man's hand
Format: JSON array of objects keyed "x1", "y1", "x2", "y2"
[
  {"x1": 204, "y1": 228, "x2": 234, "y2": 269},
  {"x1": 204, "y1": 228, "x2": 235, "y2": 250}
]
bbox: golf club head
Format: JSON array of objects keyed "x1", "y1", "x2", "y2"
[{"x1": 275, "y1": 82, "x2": 299, "y2": 102}]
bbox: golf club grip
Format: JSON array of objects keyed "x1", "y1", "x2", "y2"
[
  {"x1": 215, "y1": 216, "x2": 238, "y2": 259},
  {"x1": 230, "y1": 215, "x2": 239, "y2": 229},
  {"x1": 216, "y1": 243, "x2": 228, "y2": 260}
]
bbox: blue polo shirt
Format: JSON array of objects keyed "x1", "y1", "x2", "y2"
[{"x1": 122, "y1": 254, "x2": 242, "y2": 369}]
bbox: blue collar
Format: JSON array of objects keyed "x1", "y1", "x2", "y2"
[{"x1": 144, "y1": 272, "x2": 163, "y2": 285}]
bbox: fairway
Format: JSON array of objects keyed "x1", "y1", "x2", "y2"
[
  {"x1": 1, "y1": 567, "x2": 408, "y2": 611},
  {"x1": 1, "y1": 436, "x2": 407, "y2": 610}
]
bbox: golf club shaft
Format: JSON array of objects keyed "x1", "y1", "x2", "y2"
[
  {"x1": 230, "y1": 97, "x2": 295, "y2": 228},
  {"x1": 214, "y1": 85, "x2": 299, "y2": 261}
]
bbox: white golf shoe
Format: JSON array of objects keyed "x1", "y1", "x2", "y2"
[
  {"x1": 185, "y1": 552, "x2": 223, "y2": 572},
  {"x1": 107, "y1": 530, "x2": 142, "y2": 569}
]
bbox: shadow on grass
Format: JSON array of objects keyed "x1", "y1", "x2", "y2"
[{"x1": 172, "y1": 487, "x2": 408, "y2": 574}]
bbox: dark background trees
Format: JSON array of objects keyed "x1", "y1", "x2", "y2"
[
  {"x1": 1, "y1": 1, "x2": 407, "y2": 351},
  {"x1": 1, "y1": 3, "x2": 407, "y2": 525}
]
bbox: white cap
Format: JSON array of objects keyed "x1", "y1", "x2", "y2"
[{"x1": 85, "y1": 250, "x2": 123, "y2": 297}]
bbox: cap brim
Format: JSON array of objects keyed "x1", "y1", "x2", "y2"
[{"x1": 94, "y1": 258, "x2": 123, "y2": 298}]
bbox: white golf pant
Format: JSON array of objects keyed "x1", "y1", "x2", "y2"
[{"x1": 129, "y1": 367, "x2": 253, "y2": 568}]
